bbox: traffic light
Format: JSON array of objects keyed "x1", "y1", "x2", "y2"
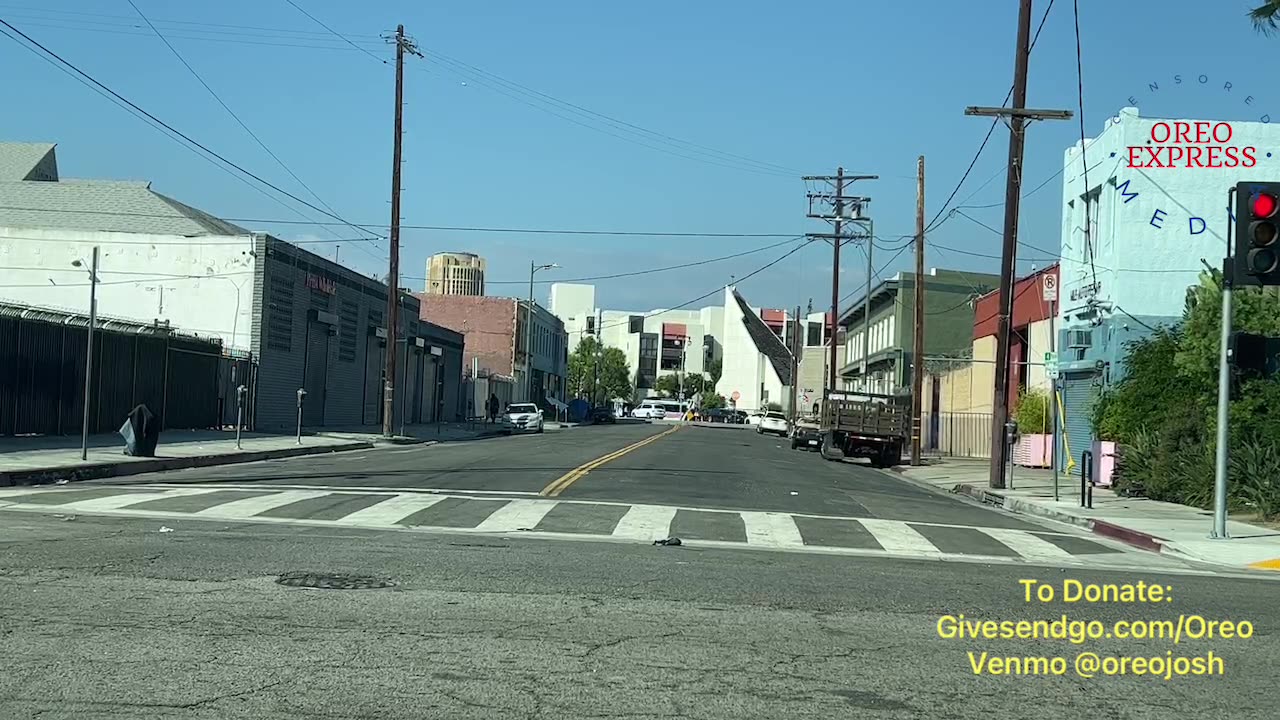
[
  {"x1": 1230, "y1": 331, "x2": 1280, "y2": 377},
  {"x1": 1233, "y1": 182, "x2": 1280, "y2": 286}
]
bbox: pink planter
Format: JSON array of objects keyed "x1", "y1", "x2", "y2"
[{"x1": 1012, "y1": 433, "x2": 1052, "y2": 468}]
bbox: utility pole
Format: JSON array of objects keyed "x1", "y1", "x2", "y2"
[
  {"x1": 966, "y1": 0, "x2": 1072, "y2": 488},
  {"x1": 790, "y1": 305, "x2": 801, "y2": 421},
  {"x1": 804, "y1": 169, "x2": 877, "y2": 399},
  {"x1": 911, "y1": 156, "x2": 926, "y2": 466},
  {"x1": 382, "y1": 24, "x2": 422, "y2": 438}
]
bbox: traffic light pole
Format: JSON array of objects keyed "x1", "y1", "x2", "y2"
[{"x1": 1211, "y1": 190, "x2": 1238, "y2": 540}]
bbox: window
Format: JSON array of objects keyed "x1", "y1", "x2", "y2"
[
  {"x1": 586, "y1": 316, "x2": 596, "y2": 335},
  {"x1": 807, "y1": 322, "x2": 822, "y2": 347},
  {"x1": 629, "y1": 315, "x2": 644, "y2": 333}
]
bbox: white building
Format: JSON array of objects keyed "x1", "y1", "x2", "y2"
[
  {"x1": 549, "y1": 281, "x2": 798, "y2": 411},
  {"x1": 1055, "y1": 107, "x2": 1280, "y2": 469}
]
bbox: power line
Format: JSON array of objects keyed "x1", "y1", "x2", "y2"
[
  {"x1": 0, "y1": 205, "x2": 801, "y2": 237},
  {"x1": 123, "y1": 0, "x2": 374, "y2": 262},
  {"x1": 403, "y1": 237, "x2": 804, "y2": 284},
  {"x1": 418, "y1": 49, "x2": 800, "y2": 179},
  {"x1": 924, "y1": 0, "x2": 1056, "y2": 234},
  {"x1": 0, "y1": 269, "x2": 254, "y2": 290},
  {"x1": 0, "y1": 19, "x2": 388, "y2": 258},
  {"x1": 0, "y1": 4, "x2": 385, "y2": 40},
  {"x1": 0, "y1": 232, "x2": 373, "y2": 246},
  {"x1": 593, "y1": 238, "x2": 819, "y2": 335},
  {"x1": 1072, "y1": 0, "x2": 1100, "y2": 291},
  {"x1": 281, "y1": 0, "x2": 388, "y2": 65}
]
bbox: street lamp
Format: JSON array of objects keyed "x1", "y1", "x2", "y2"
[
  {"x1": 526, "y1": 262, "x2": 559, "y2": 402},
  {"x1": 72, "y1": 247, "x2": 100, "y2": 461}
]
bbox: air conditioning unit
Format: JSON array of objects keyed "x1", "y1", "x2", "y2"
[{"x1": 1067, "y1": 330, "x2": 1092, "y2": 348}]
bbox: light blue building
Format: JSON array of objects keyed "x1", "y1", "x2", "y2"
[{"x1": 1055, "y1": 107, "x2": 1280, "y2": 471}]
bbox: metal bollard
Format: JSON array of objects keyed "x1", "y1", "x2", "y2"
[
  {"x1": 296, "y1": 388, "x2": 307, "y2": 444},
  {"x1": 235, "y1": 385, "x2": 247, "y2": 449},
  {"x1": 1080, "y1": 450, "x2": 1093, "y2": 508}
]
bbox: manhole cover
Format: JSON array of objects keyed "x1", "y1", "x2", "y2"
[{"x1": 275, "y1": 572, "x2": 396, "y2": 590}]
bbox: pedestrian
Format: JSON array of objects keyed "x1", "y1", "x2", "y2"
[{"x1": 488, "y1": 393, "x2": 500, "y2": 423}]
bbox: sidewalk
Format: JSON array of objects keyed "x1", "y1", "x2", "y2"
[
  {"x1": 895, "y1": 457, "x2": 1280, "y2": 572},
  {"x1": 0, "y1": 429, "x2": 370, "y2": 487},
  {"x1": 306, "y1": 421, "x2": 511, "y2": 445}
]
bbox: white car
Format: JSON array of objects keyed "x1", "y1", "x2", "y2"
[
  {"x1": 745, "y1": 413, "x2": 765, "y2": 427},
  {"x1": 756, "y1": 411, "x2": 789, "y2": 436},
  {"x1": 503, "y1": 403, "x2": 544, "y2": 433},
  {"x1": 631, "y1": 401, "x2": 666, "y2": 420}
]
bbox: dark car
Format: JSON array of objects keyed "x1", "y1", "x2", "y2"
[
  {"x1": 790, "y1": 419, "x2": 822, "y2": 450},
  {"x1": 703, "y1": 408, "x2": 727, "y2": 423},
  {"x1": 590, "y1": 406, "x2": 617, "y2": 424}
]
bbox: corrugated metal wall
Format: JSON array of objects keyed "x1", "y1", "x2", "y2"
[{"x1": 1060, "y1": 370, "x2": 1099, "y2": 475}]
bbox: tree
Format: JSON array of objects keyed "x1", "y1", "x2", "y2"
[
  {"x1": 1248, "y1": 1, "x2": 1280, "y2": 33},
  {"x1": 566, "y1": 337, "x2": 633, "y2": 402},
  {"x1": 653, "y1": 372, "x2": 707, "y2": 398},
  {"x1": 653, "y1": 374, "x2": 680, "y2": 398},
  {"x1": 701, "y1": 393, "x2": 726, "y2": 410}
]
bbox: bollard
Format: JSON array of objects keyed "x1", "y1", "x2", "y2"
[
  {"x1": 235, "y1": 385, "x2": 247, "y2": 449},
  {"x1": 1080, "y1": 450, "x2": 1094, "y2": 509},
  {"x1": 296, "y1": 388, "x2": 307, "y2": 444}
]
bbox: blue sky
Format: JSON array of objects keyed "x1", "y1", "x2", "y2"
[{"x1": 2, "y1": 0, "x2": 1275, "y2": 312}]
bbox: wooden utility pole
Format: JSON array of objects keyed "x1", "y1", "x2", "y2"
[
  {"x1": 382, "y1": 25, "x2": 422, "y2": 438},
  {"x1": 803, "y1": 169, "x2": 877, "y2": 399},
  {"x1": 911, "y1": 156, "x2": 925, "y2": 466},
  {"x1": 790, "y1": 305, "x2": 802, "y2": 421},
  {"x1": 966, "y1": 0, "x2": 1072, "y2": 487}
]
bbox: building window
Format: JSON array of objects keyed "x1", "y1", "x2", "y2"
[
  {"x1": 629, "y1": 315, "x2": 644, "y2": 334},
  {"x1": 586, "y1": 316, "x2": 596, "y2": 335},
  {"x1": 807, "y1": 322, "x2": 822, "y2": 347}
]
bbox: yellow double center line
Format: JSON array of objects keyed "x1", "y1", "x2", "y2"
[{"x1": 540, "y1": 425, "x2": 681, "y2": 497}]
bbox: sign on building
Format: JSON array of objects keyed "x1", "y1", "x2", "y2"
[
  {"x1": 306, "y1": 273, "x2": 337, "y2": 295},
  {"x1": 1041, "y1": 273, "x2": 1057, "y2": 302}
]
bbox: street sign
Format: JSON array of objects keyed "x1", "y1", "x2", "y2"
[
  {"x1": 1042, "y1": 273, "x2": 1058, "y2": 302},
  {"x1": 1044, "y1": 351, "x2": 1059, "y2": 379},
  {"x1": 731, "y1": 390, "x2": 741, "y2": 401}
]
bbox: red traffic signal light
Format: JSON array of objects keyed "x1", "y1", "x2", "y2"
[{"x1": 1253, "y1": 192, "x2": 1279, "y2": 219}]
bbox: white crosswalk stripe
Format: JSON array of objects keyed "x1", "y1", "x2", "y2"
[
  {"x1": 472, "y1": 499, "x2": 557, "y2": 532},
  {"x1": 0, "y1": 483, "x2": 1161, "y2": 567},
  {"x1": 611, "y1": 504, "x2": 677, "y2": 542},
  {"x1": 858, "y1": 518, "x2": 940, "y2": 555},
  {"x1": 332, "y1": 493, "x2": 446, "y2": 526},
  {"x1": 192, "y1": 490, "x2": 331, "y2": 519},
  {"x1": 740, "y1": 511, "x2": 805, "y2": 548}
]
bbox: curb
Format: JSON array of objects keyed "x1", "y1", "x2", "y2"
[
  {"x1": 0, "y1": 441, "x2": 373, "y2": 488},
  {"x1": 950, "y1": 482, "x2": 1169, "y2": 554}
]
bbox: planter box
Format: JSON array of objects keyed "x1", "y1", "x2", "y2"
[{"x1": 1012, "y1": 433, "x2": 1052, "y2": 468}]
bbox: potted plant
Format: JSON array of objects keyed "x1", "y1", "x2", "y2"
[{"x1": 1012, "y1": 389, "x2": 1052, "y2": 468}]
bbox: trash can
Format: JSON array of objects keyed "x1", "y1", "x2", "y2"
[{"x1": 120, "y1": 404, "x2": 160, "y2": 457}]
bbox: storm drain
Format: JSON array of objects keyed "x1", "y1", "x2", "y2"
[{"x1": 275, "y1": 572, "x2": 397, "y2": 590}]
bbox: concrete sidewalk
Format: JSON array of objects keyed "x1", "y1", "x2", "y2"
[
  {"x1": 895, "y1": 457, "x2": 1280, "y2": 572},
  {"x1": 0, "y1": 430, "x2": 370, "y2": 487},
  {"x1": 306, "y1": 421, "x2": 511, "y2": 445}
]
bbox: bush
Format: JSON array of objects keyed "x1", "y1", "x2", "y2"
[
  {"x1": 1230, "y1": 439, "x2": 1280, "y2": 520},
  {"x1": 1111, "y1": 428, "x2": 1157, "y2": 498},
  {"x1": 701, "y1": 393, "x2": 726, "y2": 410},
  {"x1": 1015, "y1": 389, "x2": 1050, "y2": 435}
]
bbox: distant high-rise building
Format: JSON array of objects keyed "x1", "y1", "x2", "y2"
[{"x1": 425, "y1": 252, "x2": 485, "y2": 296}]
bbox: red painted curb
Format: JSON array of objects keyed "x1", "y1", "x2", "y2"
[{"x1": 1088, "y1": 519, "x2": 1166, "y2": 553}]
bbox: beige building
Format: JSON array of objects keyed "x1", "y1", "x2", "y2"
[{"x1": 425, "y1": 252, "x2": 486, "y2": 296}]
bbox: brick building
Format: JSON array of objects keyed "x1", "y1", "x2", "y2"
[{"x1": 416, "y1": 294, "x2": 568, "y2": 406}]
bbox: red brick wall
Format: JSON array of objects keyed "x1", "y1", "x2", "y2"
[
  {"x1": 415, "y1": 294, "x2": 516, "y2": 375},
  {"x1": 973, "y1": 265, "x2": 1059, "y2": 340}
]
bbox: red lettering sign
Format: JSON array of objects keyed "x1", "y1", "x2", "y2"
[{"x1": 306, "y1": 274, "x2": 336, "y2": 295}]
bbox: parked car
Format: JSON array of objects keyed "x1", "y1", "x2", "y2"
[
  {"x1": 745, "y1": 412, "x2": 765, "y2": 427},
  {"x1": 725, "y1": 410, "x2": 748, "y2": 424},
  {"x1": 503, "y1": 403, "x2": 544, "y2": 434},
  {"x1": 631, "y1": 401, "x2": 666, "y2": 420},
  {"x1": 756, "y1": 411, "x2": 789, "y2": 436},
  {"x1": 590, "y1": 406, "x2": 617, "y2": 424},
  {"x1": 791, "y1": 418, "x2": 822, "y2": 450}
]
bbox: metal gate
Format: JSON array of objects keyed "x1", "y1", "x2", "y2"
[
  {"x1": 1060, "y1": 370, "x2": 1099, "y2": 475},
  {"x1": 302, "y1": 322, "x2": 330, "y2": 426}
]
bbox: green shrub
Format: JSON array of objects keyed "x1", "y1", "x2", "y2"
[
  {"x1": 1015, "y1": 389, "x2": 1050, "y2": 435},
  {"x1": 1112, "y1": 428, "x2": 1157, "y2": 498},
  {"x1": 1230, "y1": 439, "x2": 1280, "y2": 520}
]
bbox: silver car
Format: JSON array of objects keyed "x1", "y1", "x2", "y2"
[{"x1": 503, "y1": 403, "x2": 544, "y2": 434}]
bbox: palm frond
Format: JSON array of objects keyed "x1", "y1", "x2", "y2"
[{"x1": 1250, "y1": 1, "x2": 1280, "y2": 35}]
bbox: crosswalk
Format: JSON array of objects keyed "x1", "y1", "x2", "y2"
[{"x1": 0, "y1": 483, "x2": 1148, "y2": 566}]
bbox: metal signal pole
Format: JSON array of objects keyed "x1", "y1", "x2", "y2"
[
  {"x1": 966, "y1": 0, "x2": 1072, "y2": 488},
  {"x1": 383, "y1": 25, "x2": 422, "y2": 438}
]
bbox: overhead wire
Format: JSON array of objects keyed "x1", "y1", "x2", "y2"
[
  {"x1": 1072, "y1": 0, "x2": 1100, "y2": 291},
  {"x1": 280, "y1": 0, "x2": 389, "y2": 65},
  {"x1": 122, "y1": 0, "x2": 382, "y2": 265},
  {"x1": 0, "y1": 18, "x2": 389, "y2": 260},
  {"x1": 923, "y1": 0, "x2": 1056, "y2": 234}
]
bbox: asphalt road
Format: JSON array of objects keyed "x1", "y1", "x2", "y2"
[{"x1": 2, "y1": 510, "x2": 1277, "y2": 719}]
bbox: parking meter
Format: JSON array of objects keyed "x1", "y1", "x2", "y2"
[{"x1": 296, "y1": 388, "x2": 307, "y2": 443}]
